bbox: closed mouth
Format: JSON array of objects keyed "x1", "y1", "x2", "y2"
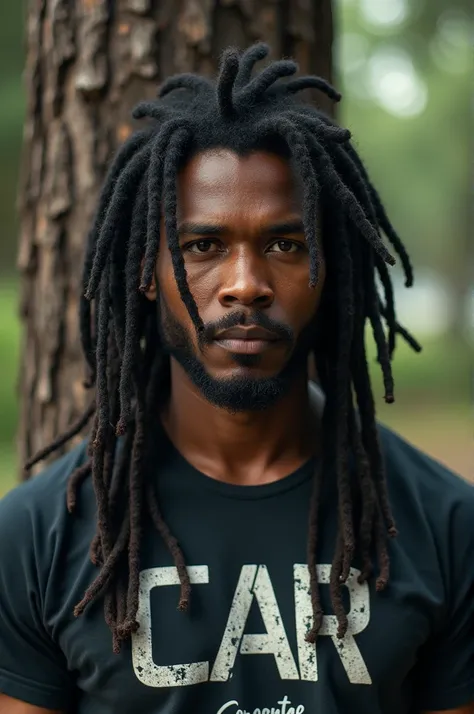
[
  {"x1": 213, "y1": 326, "x2": 284, "y2": 355},
  {"x1": 213, "y1": 326, "x2": 280, "y2": 342}
]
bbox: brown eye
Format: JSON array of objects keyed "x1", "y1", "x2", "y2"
[
  {"x1": 267, "y1": 240, "x2": 301, "y2": 254},
  {"x1": 187, "y1": 240, "x2": 219, "y2": 254}
]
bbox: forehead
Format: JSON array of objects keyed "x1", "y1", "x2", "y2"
[{"x1": 177, "y1": 149, "x2": 300, "y2": 220}]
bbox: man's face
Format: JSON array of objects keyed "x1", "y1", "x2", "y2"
[{"x1": 149, "y1": 149, "x2": 326, "y2": 411}]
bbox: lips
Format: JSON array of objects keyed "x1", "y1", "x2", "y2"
[
  {"x1": 214, "y1": 326, "x2": 280, "y2": 341},
  {"x1": 213, "y1": 326, "x2": 282, "y2": 355}
]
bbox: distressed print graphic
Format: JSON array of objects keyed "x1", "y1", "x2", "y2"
[{"x1": 132, "y1": 563, "x2": 371, "y2": 688}]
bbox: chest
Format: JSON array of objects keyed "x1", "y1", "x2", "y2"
[
  {"x1": 57, "y1": 555, "x2": 435, "y2": 714},
  {"x1": 50, "y1": 488, "x2": 443, "y2": 713}
]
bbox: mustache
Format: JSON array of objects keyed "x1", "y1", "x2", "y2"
[{"x1": 198, "y1": 311, "x2": 294, "y2": 346}]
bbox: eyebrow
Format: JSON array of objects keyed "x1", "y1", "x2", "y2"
[
  {"x1": 264, "y1": 220, "x2": 305, "y2": 236},
  {"x1": 177, "y1": 220, "x2": 305, "y2": 237},
  {"x1": 178, "y1": 222, "x2": 224, "y2": 237}
]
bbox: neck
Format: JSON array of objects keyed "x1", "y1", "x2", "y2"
[{"x1": 161, "y1": 360, "x2": 320, "y2": 485}]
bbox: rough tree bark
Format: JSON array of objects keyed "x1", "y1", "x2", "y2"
[{"x1": 18, "y1": 0, "x2": 335, "y2": 474}]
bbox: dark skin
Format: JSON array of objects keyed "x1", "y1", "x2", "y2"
[
  {"x1": 1, "y1": 150, "x2": 471, "y2": 714},
  {"x1": 147, "y1": 149, "x2": 325, "y2": 486}
]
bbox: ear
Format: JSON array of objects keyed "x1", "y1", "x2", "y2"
[{"x1": 141, "y1": 258, "x2": 158, "y2": 302}]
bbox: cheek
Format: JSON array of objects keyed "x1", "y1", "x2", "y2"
[
  {"x1": 275, "y1": 259, "x2": 326, "y2": 328},
  {"x1": 157, "y1": 249, "x2": 218, "y2": 322},
  {"x1": 156, "y1": 250, "x2": 193, "y2": 327}
]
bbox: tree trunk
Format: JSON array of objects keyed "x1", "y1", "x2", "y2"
[{"x1": 18, "y1": 0, "x2": 334, "y2": 475}]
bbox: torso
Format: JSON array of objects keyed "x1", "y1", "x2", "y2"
[{"x1": 36, "y1": 426, "x2": 461, "y2": 714}]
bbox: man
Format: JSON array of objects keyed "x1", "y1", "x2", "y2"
[{"x1": 0, "y1": 44, "x2": 472, "y2": 714}]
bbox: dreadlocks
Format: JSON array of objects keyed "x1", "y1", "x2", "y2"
[{"x1": 26, "y1": 43, "x2": 421, "y2": 652}]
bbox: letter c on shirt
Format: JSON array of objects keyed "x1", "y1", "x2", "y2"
[{"x1": 131, "y1": 566, "x2": 209, "y2": 687}]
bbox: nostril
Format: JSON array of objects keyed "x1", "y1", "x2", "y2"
[
  {"x1": 218, "y1": 283, "x2": 274, "y2": 308},
  {"x1": 254, "y1": 294, "x2": 272, "y2": 306}
]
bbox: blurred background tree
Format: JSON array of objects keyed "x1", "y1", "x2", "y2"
[{"x1": 0, "y1": 0, "x2": 471, "y2": 492}]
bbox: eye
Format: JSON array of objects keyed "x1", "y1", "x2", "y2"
[
  {"x1": 267, "y1": 240, "x2": 303, "y2": 254},
  {"x1": 186, "y1": 240, "x2": 221, "y2": 254}
]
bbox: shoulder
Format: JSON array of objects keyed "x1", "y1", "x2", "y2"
[
  {"x1": 0, "y1": 440, "x2": 90, "y2": 539},
  {"x1": 378, "y1": 424, "x2": 474, "y2": 547},
  {"x1": 379, "y1": 423, "x2": 473, "y2": 500}
]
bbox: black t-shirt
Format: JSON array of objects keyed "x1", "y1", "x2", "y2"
[{"x1": 0, "y1": 424, "x2": 473, "y2": 714}]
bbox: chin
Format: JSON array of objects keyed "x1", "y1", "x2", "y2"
[
  {"x1": 227, "y1": 352, "x2": 267, "y2": 369},
  {"x1": 208, "y1": 355, "x2": 288, "y2": 383},
  {"x1": 196, "y1": 375, "x2": 293, "y2": 413}
]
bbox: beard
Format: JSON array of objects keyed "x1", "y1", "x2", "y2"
[{"x1": 157, "y1": 295, "x2": 315, "y2": 413}]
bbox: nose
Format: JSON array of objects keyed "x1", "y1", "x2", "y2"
[{"x1": 217, "y1": 248, "x2": 274, "y2": 309}]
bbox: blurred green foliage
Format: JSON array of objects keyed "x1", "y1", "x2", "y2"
[{"x1": 337, "y1": 0, "x2": 472, "y2": 296}]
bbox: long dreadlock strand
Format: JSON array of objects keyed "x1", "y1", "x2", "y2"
[
  {"x1": 353, "y1": 340, "x2": 396, "y2": 541},
  {"x1": 117, "y1": 390, "x2": 147, "y2": 640},
  {"x1": 307, "y1": 135, "x2": 396, "y2": 268},
  {"x1": 364, "y1": 251, "x2": 395, "y2": 403},
  {"x1": 147, "y1": 480, "x2": 191, "y2": 611},
  {"x1": 116, "y1": 175, "x2": 149, "y2": 434},
  {"x1": 109, "y1": 278, "x2": 126, "y2": 360},
  {"x1": 113, "y1": 572, "x2": 130, "y2": 653},
  {"x1": 82, "y1": 131, "x2": 152, "y2": 295},
  {"x1": 351, "y1": 271, "x2": 397, "y2": 540},
  {"x1": 102, "y1": 334, "x2": 121, "y2": 494},
  {"x1": 67, "y1": 461, "x2": 92, "y2": 514},
  {"x1": 333, "y1": 207, "x2": 356, "y2": 584},
  {"x1": 80, "y1": 131, "x2": 153, "y2": 376},
  {"x1": 312, "y1": 111, "x2": 414, "y2": 290},
  {"x1": 375, "y1": 257, "x2": 397, "y2": 357},
  {"x1": 348, "y1": 406, "x2": 374, "y2": 583},
  {"x1": 85, "y1": 146, "x2": 151, "y2": 300},
  {"x1": 305, "y1": 459, "x2": 325, "y2": 644},
  {"x1": 322, "y1": 142, "x2": 416, "y2": 361},
  {"x1": 329, "y1": 531, "x2": 348, "y2": 639},
  {"x1": 346, "y1": 144, "x2": 414, "y2": 288},
  {"x1": 258, "y1": 116, "x2": 321, "y2": 285},
  {"x1": 163, "y1": 128, "x2": 203, "y2": 332},
  {"x1": 140, "y1": 119, "x2": 191, "y2": 293},
  {"x1": 94, "y1": 262, "x2": 112, "y2": 446},
  {"x1": 318, "y1": 344, "x2": 352, "y2": 634},
  {"x1": 378, "y1": 301, "x2": 422, "y2": 353},
  {"x1": 320, "y1": 141, "x2": 400, "y2": 360},
  {"x1": 346, "y1": 218, "x2": 393, "y2": 586},
  {"x1": 88, "y1": 338, "x2": 122, "y2": 566},
  {"x1": 373, "y1": 503, "x2": 390, "y2": 591},
  {"x1": 89, "y1": 261, "x2": 116, "y2": 562},
  {"x1": 73, "y1": 512, "x2": 130, "y2": 618}
]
